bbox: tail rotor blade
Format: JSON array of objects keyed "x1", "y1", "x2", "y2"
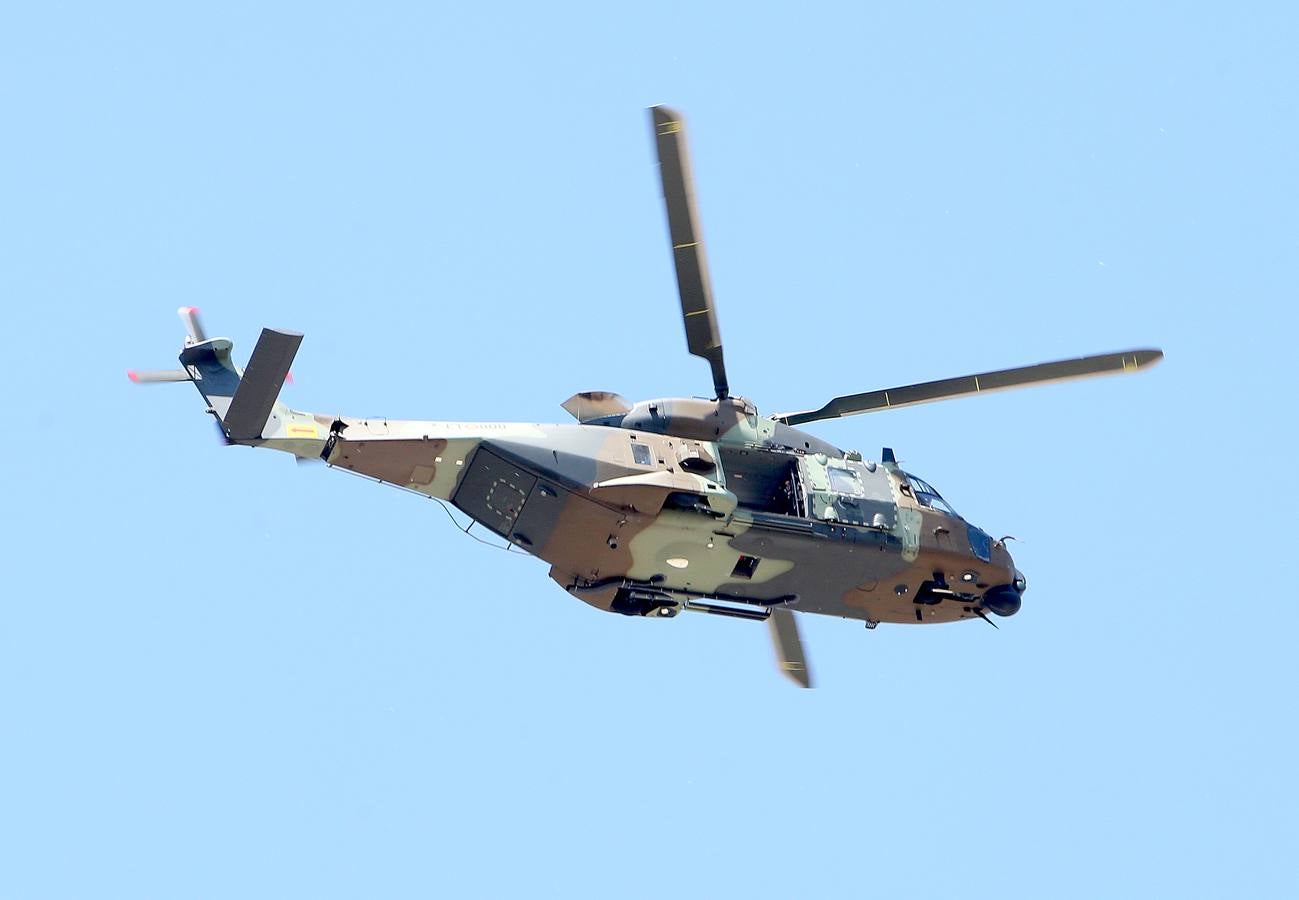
[
  {"x1": 774, "y1": 349, "x2": 1164, "y2": 426},
  {"x1": 650, "y1": 105, "x2": 729, "y2": 400},
  {"x1": 178, "y1": 306, "x2": 206, "y2": 344},
  {"x1": 127, "y1": 369, "x2": 190, "y2": 384},
  {"x1": 768, "y1": 607, "x2": 812, "y2": 688}
]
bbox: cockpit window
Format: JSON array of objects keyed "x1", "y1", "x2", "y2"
[{"x1": 905, "y1": 473, "x2": 960, "y2": 518}]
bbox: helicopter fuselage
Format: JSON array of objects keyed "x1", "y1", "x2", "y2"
[{"x1": 258, "y1": 394, "x2": 1023, "y2": 627}]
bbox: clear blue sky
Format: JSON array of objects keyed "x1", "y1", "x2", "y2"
[{"x1": 2, "y1": 3, "x2": 1295, "y2": 897}]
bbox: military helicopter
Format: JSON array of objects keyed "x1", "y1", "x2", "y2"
[{"x1": 131, "y1": 106, "x2": 1162, "y2": 687}]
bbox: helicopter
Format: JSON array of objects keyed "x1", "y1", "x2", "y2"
[{"x1": 131, "y1": 106, "x2": 1162, "y2": 687}]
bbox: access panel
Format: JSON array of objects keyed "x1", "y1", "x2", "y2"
[{"x1": 451, "y1": 447, "x2": 538, "y2": 537}]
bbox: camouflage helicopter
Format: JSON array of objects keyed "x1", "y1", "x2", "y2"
[{"x1": 131, "y1": 106, "x2": 1162, "y2": 687}]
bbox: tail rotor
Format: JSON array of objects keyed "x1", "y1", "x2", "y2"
[{"x1": 178, "y1": 306, "x2": 206, "y2": 345}]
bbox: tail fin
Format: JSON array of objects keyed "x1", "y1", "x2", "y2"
[
  {"x1": 131, "y1": 308, "x2": 309, "y2": 446},
  {"x1": 176, "y1": 334, "x2": 242, "y2": 421}
]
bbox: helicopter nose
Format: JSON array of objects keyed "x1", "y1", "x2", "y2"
[{"x1": 982, "y1": 569, "x2": 1027, "y2": 617}]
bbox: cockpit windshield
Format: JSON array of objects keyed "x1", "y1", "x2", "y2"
[{"x1": 905, "y1": 472, "x2": 960, "y2": 518}]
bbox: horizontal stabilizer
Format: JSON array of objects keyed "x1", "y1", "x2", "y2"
[{"x1": 223, "y1": 328, "x2": 303, "y2": 440}]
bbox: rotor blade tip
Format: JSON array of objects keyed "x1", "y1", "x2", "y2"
[
  {"x1": 651, "y1": 105, "x2": 680, "y2": 125},
  {"x1": 785, "y1": 665, "x2": 813, "y2": 689},
  {"x1": 126, "y1": 369, "x2": 139, "y2": 382}
]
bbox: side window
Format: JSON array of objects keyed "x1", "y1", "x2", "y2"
[
  {"x1": 631, "y1": 443, "x2": 654, "y2": 467},
  {"x1": 827, "y1": 466, "x2": 862, "y2": 496}
]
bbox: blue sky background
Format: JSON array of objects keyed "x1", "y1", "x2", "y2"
[{"x1": 2, "y1": 2, "x2": 1296, "y2": 897}]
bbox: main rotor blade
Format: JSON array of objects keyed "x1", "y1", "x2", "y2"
[
  {"x1": 773, "y1": 349, "x2": 1164, "y2": 426},
  {"x1": 650, "y1": 105, "x2": 729, "y2": 400},
  {"x1": 768, "y1": 607, "x2": 812, "y2": 688}
]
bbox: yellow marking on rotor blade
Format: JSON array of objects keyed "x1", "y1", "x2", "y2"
[
  {"x1": 287, "y1": 424, "x2": 320, "y2": 438},
  {"x1": 974, "y1": 376, "x2": 982, "y2": 391},
  {"x1": 674, "y1": 242, "x2": 699, "y2": 249},
  {"x1": 658, "y1": 122, "x2": 682, "y2": 134},
  {"x1": 685, "y1": 308, "x2": 711, "y2": 317}
]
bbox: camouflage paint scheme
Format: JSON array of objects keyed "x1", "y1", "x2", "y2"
[{"x1": 179, "y1": 333, "x2": 1018, "y2": 628}]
